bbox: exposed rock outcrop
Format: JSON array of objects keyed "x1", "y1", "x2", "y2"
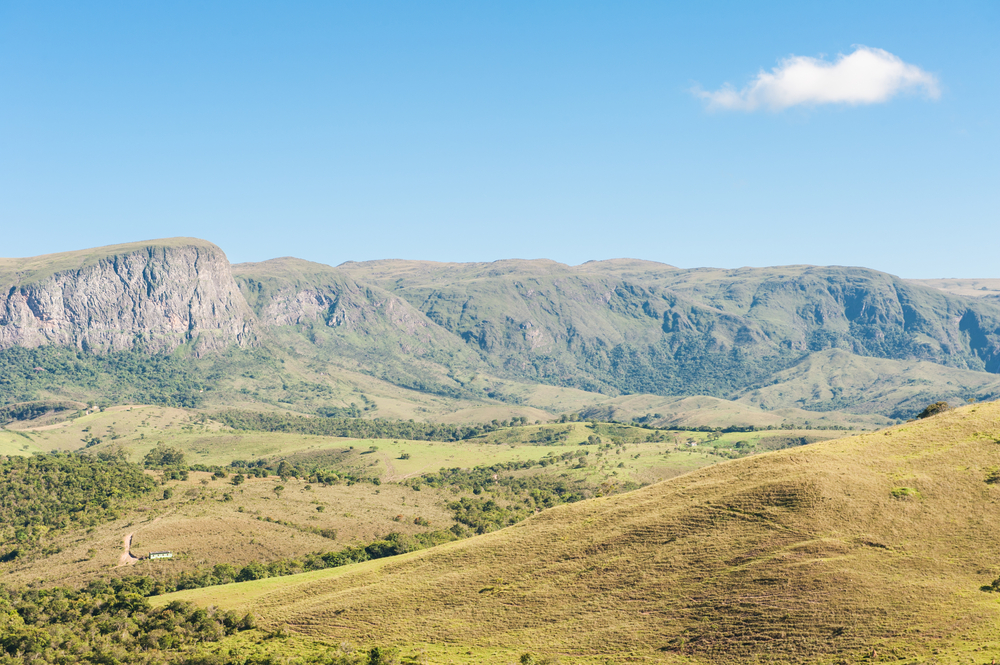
[
  {"x1": 234, "y1": 257, "x2": 448, "y2": 338},
  {"x1": 0, "y1": 239, "x2": 256, "y2": 355}
]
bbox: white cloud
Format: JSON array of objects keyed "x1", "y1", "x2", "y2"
[{"x1": 694, "y1": 46, "x2": 940, "y2": 111}]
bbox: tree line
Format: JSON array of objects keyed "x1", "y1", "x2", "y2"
[{"x1": 215, "y1": 410, "x2": 529, "y2": 442}]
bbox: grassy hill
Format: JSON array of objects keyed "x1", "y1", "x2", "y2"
[
  {"x1": 908, "y1": 277, "x2": 1000, "y2": 300},
  {"x1": 733, "y1": 348, "x2": 1000, "y2": 418},
  {"x1": 162, "y1": 400, "x2": 1000, "y2": 663}
]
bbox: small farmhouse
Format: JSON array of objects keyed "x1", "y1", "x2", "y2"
[{"x1": 149, "y1": 551, "x2": 173, "y2": 560}]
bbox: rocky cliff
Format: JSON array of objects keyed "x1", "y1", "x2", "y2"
[{"x1": 0, "y1": 239, "x2": 256, "y2": 355}]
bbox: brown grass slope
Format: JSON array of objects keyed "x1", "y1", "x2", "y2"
[{"x1": 167, "y1": 401, "x2": 1000, "y2": 662}]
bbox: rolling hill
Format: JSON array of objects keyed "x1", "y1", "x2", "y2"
[{"x1": 162, "y1": 400, "x2": 1000, "y2": 663}]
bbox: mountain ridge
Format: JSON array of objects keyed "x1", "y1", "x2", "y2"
[{"x1": 3, "y1": 238, "x2": 1000, "y2": 422}]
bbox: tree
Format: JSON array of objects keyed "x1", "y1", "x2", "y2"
[
  {"x1": 143, "y1": 443, "x2": 186, "y2": 469},
  {"x1": 236, "y1": 562, "x2": 268, "y2": 582},
  {"x1": 367, "y1": 646, "x2": 400, "y2": 665}
]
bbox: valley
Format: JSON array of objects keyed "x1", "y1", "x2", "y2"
[{"x1": 2, "y1": 238, "x2": 1000, "y2": 664}]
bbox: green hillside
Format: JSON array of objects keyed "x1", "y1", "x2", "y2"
[
  {"x1": 340, "y1": 259, "x2": 1000, "y2": 398},
  {"x1": 163, "y1": 400, "x2": 1000, "y2": 663},
  {"x1": 734, "y1": 348, "x2": 1000, "y2": 418},
  {"x1": 232, "y1": 258, "x2": 488, "y2": 401}
]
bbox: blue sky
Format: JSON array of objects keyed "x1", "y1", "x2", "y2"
[{"x1": 0, "y1": 1, "x2": 996, "y2": 277}]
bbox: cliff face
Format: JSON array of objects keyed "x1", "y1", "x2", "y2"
[
  {"x1": 235, "y1": 258, "x2": 428, "y2": 332},
  {"x1": 0, "y1": 240, "x2": 256, "y2": 355}
]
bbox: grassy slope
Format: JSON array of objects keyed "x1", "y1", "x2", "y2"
[
  {"x1": 908, "y1": 278, "x2": 1000, "y2": 299},
  {"x1": 1, "y1": 468, "x2": 456, "y2": 589},
  {"x1": 735, "y1": 348, "x2": 1000, "y2": 417},
  {"x1": 164, "y1": 401, "x2": 1000, "y2": 663}
]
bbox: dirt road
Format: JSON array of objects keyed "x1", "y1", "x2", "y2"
[{"x1": 118, "y1": 532, "x2": 138, "y2": 566}]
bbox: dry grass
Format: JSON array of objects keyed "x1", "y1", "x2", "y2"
[
  {"x1": 3, "y1": 470, "x2": 456, "y2": 588},
  {"x1": 162, "y1": 401, "x2": 1000, "y2": 663}
]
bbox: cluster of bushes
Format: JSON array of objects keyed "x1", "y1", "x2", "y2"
[
  {"x1": 410, "y1": 458, "x2": 605, "y2": 533},
  {"x1": 144, "y1": 446, "x2": 387, "y2": 490},
  {"x1": 0, "y1": 401, "x2": 75, "y2": 426},
  {"x1": 0, "y1": 453, "x2": 156, "y2": 550},
  {"x1": 446, "y1": 497, "x2": 525, "y2": 534},
  {"x1": 230, "y1": 458, "x2": 380, "y2": 487},
  {"x1": 0, "y1": 578, "x2": 254, "y2": 663},
  {"x1": 180, "y1": 646, "x2": 403, "y2": 665}
]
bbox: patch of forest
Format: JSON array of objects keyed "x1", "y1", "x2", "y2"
[
  {"x1": 0, "y1": 578, "x2": 257, "y2": 664},
  {"x1": 0, "y1": 453, "x2": 156, "y2": 558},
  {"x1": 0, "y1": 346, "x2": 209, "y2": 408}
]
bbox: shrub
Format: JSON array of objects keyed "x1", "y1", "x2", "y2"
[
  {"x1": 367, "y1": 646, "x2": 400, "y2": 665},
  {"x1": 916, "y1": 401, "x2": 951, "y2": 419},
  {"x1": 982, "y1": 576, "x2": 1000, "y2": 593},
  {"x1": 890, "y1": 487, "x2": 922, "y2": 500}
]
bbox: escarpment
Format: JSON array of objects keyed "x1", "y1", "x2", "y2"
[
  {"x1": 4, "y1": 237, "x2": 1000, "y2": 419},
  {"x1": 0, "y1": 239, "x2": 257, "y2": 355}
]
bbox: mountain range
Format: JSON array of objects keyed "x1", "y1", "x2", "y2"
[{"x1": 3, "y1": 237, "x2": 999, "y2": 423}]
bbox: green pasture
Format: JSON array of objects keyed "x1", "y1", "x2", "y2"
[
  {"x1": 0, "y1": 428, "x2": 44, "y2": 456},
  {"x1": 7, "y1": 405, "x2": 846, "y2": 488}
]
